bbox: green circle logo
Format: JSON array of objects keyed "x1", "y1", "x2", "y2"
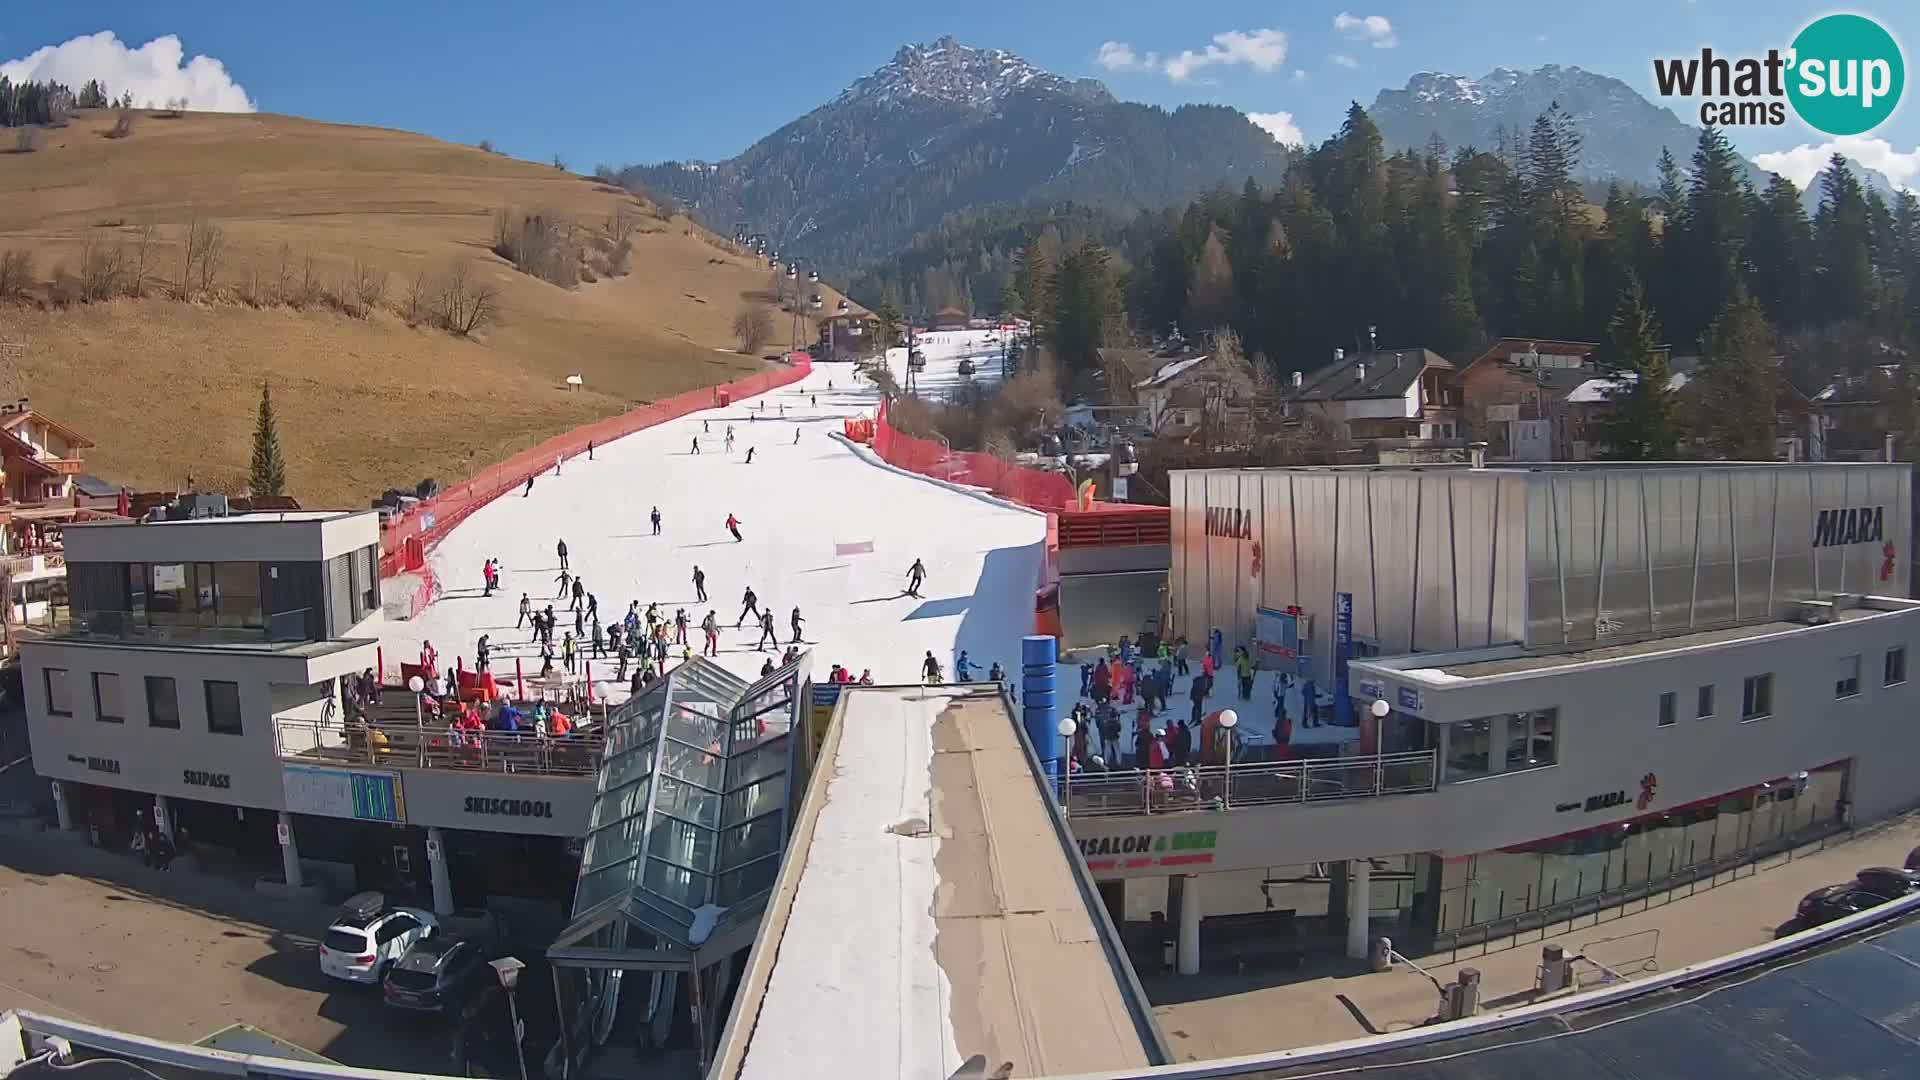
[{"x1": 1787, "y1": 14, "x2": 1904, "y2": 136}]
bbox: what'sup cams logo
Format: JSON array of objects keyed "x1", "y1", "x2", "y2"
[{"x1": 1653, "y1": 13, "x2": 1904, "y2": 135}]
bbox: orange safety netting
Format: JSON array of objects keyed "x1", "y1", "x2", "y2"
[
  {"x1": 869, "y1": 397, "x2": 1076, "y2": 512},
  {"x1": 380, "y1": 360, "x2": 812, "y2": 577}
]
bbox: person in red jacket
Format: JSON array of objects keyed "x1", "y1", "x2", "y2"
[
  {"x1": 725, "y1": 514, "x2": 743, "y2": 542},
  {"x1": 1116, "y1": 662, "x2": 1136, "y2": 705}
]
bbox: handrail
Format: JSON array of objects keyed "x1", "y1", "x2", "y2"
[
  {"x1": 1061, "y1": 749, "x2": 1437, "y2": 817},
  {"x1": 273, "y1": 717, "x2": 605, "y2": 777}
]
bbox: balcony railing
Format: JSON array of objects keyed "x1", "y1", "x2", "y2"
[
  {"x1": 275, "y1": 717, "x2": 606, "y2": 777},
  {"x1": 1061, "y1": 749, "x2": 1438, "y2": 817},
  {"x1": 65, "y1": 607, "x2": 316, "y2": 647}
]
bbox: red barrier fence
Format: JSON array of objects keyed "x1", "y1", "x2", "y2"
[
  {"x1": 380, "y1": 360, "x2": 812, "y2": 578},
  {"x1": 870, "y1": 397, "x2": 1076, "y2": 512},
  {"x1": 1056, "y1": 506, "x2": 1172, "y2": 548}
]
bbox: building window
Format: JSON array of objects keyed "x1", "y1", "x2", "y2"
[
  {"x1": 1887, "y1": 646, "x2": 1908, "y2": 687},
  {"x1": 146, "y1": 676, "x2": 179, "y2": 729},
  {"x1": 1503, "y1": 709, "x2": 1558, "y2": 769},
  {"x1": 205, "y1": 680, "x2": 243, "y2": 736},
  {"x1": 1696, "y1": 685, "x2": 1714, "y2": 719},
  {"x1": 1836, "y1": 655, "x2": 1862, "y2": 699},
  {"x1": 1446, "y1": 716, "x2": 1492, "y2": 781},
  {"x1": 92, "y1": 672, "x2": 124, "y2": 723},
  {"x1": 1741, "y1": 674, "x2": 1774, "y2": 721},
  {"x1": 213, "y1": 562, "x2": 264, "y2": 629},
  {"x1": 43, "y1": 668, "x2": 71, "y2": 716},
  {"x1": 1658, "y1": 691, "x2": 1676, "y2": 727}
]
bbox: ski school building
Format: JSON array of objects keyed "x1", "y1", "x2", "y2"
[{"x1": 1099, "y1": 459, "x2": 1920, "y2": 955}]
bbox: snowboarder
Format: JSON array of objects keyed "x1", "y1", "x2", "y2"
[
  {"x1": 701, "y1": 611, "x2": 719, "y2": 656},
  {"x1": 651, "y1": 506, "x2": 662, "y2": 536},
  {"x1": 756, "y1": 609, "x2": 778, "y2": 651},
  {"x1": 790, "y1": 606, "x2": 805, "y2": 644},
  {"x1": 906, "y1": 558, "x2": 927, "y2": 598},
  {"x1": 555, "y1": 568, "x2": 572, "y2": 599},
  {"x1": 794, "y1": 428, "x2": 801, "y2": 445},
  {"x1": 746, "y1": 446, "x2": 755, "y2": 464},
  {"x1": 921, "y1": 651, "x2": 943, "y2": 685},
  {"x1": 737, "y1": 586, "x2": 759, "y2": 628},
  {"x1": 726, "y1": 514, "x2": 743, "y2": 542},
  {"x1": 674, "y1": 608, "x2": 689, "y2": 644},
  {"x1": 692, "y1": 565, "x2": 707, "y2": 602},
  {"x1": 691, "y1": 436, "x2": 701, "y2": 455},
  {"x1": 556, "y1": 539, "x2": 569, "y2": 571},
  {"x1": 517, "y1": 593, "x2": 532, "y2": 629}
]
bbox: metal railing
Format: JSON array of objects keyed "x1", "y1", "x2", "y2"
[
  {"x1": 1062, "y1": 749, "x2": 1437, "y2": 817},
  {"x1": 274, "y1": 717, "x2": 606, "y2": 776},
  {"x1": 66, "y1": 606, "x2": 317, "y2": 647}
]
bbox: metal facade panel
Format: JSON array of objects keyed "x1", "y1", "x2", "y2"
[
  {"x1": 1413, "y1": 472, "x2": 1462, "y2": 650},
  {"x1": 1492, "y1": 473, "x2": 1531, "y2": 646},
  {"x1": 1368, "y1": 474, "x2": 1420, "y2": 655}
]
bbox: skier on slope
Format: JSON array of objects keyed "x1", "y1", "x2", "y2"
[
  {"x1": 746, "y1": 446, "x2": 755, "y2": 464},
  {"x1": 905, "y1": 558, "x2": 927, "y2": 598},
  {"x1": 555, "y1": 568, "x2": 572, "y2": 599},
  {"x1": 517, "y1": 592, "x2": 532, "y2": 629},
  {"x1": 674, "y1": 608, "x2": 689, "y2": 645},
  {"x1": 726, "y1": 513, "x2": 743, "y2": 542},
  {"x1": 692, "y1": 565, "x2": 707, "y2": 602},
  {"x1": 651, "y1": 506, "x2": 663, "y2": 536},
  {"x1": 921, "y1": 651, "x2": 943, "y2": 685},
  {"x1": 691, "y1": 436, "x2": 700, "y2": 455},
  {"x1": 556, "y1": 539, "x2": 569, "y2": 571},
  {"x1": 737, "y1": 586, "x2": 759, "y2": 629},
  {"x1": 524, "y1": 475, "x2": 535, "y2": 497},
  {"x1": 701, "y1": 611, "x2": 719, "y2": 656},
  {"x1": 790, "y1": 606, "x2": 805, "y2": 644},
  {"x1": 725, "y1": 426, "x2": 736, "y2": 452},
  {"x1": 756, "y1": 609, "x2": 778, "y2": 651}
]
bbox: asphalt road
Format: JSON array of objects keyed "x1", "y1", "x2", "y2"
[{"x1": 0, "y1": 828, "x2": 555, "y2": 1074}]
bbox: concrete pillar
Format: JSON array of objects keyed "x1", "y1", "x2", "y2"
[
  {"x1": 1347, "y1": 859, "x2": 1372, "y2": 960},
  {"x1": 50, "y1": 780, "x2": 73, "y2": 831},
  {"x1": 152, "y1": 795, "x2": 175, "y2": 843},
  {"x1": 1176, "y1": 874, "x2": 1203, "y2": 975},
  {"x1": 426, "y1": 828, "x2": 455, "y2": 916},
  {"x1": 277, "y1": 811, "x2": 304, "y2": 890}
]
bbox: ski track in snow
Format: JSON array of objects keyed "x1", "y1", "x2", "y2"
[{"x1": 386, "y1": 332, "x2": 1043, "y2": 702}]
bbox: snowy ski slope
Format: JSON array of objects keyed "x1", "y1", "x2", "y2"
[{"x1": 383, "y1": 333, "x2": 1043, "y2": 700}]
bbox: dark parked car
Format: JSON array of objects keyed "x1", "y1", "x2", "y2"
[
  {"x1": 1775, "y1": 884, "x2": 1887, "y2": 938},
  {"x1": 383, "y1": 936, "x2": 487, "y2": 1013},
  {"x1": 1854, "y1": 866, "x2": 1920, "y2": 901}
]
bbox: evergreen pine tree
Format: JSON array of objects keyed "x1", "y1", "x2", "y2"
[
  {"x1": 1813, "y1": 153, "x2": 1874, "y2": 325},
  {"x1": 1593, "y1": 279, "x2": 1682, "y2": 459},
  {"x1": 1746, "y1": 174, "x2": 1813, "y2": 330},
  {"x1": 1693, "y1": 287, "x2": 1779, "y2": 460},
  {"x1": 1185, "y1": 225, "x2": 1238, "y2": 333},
  {"x1": 249, "y1": 383, "x2": 288, "y2": 497},
  {"x1": 1672, "y1": 125, "x2": 1750, "y2": 346}
]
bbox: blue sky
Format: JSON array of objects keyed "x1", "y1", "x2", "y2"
[{"x1": 1, "y1": 2, "x2": 1915, "y2": 187}]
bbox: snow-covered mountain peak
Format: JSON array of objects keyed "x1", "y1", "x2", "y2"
[{"x1": 839, "y1": 35, "x2": 1113, "y2": 111}]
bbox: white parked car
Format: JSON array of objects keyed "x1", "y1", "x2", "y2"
[{"x1": 318, "y1": 892, "x2": 438, "y2": 985}]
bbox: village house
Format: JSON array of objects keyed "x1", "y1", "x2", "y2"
[
  {"x1": 1286, "y1": 347, "x2": 1459, "y2": 449},
  {"x1": 1452, "y1": 339, "x2": 1599, "y2": 461}
]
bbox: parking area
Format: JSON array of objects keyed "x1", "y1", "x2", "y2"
[
  {"x1": 0, "y1": 828, "x2": 555, "y2": 1073},
  {"x1": 1146, "y1": 811, "x2": 1920, "y2": 1062}
]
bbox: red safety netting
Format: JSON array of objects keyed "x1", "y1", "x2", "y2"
[
  {"x1": 870, "y1": 397, "x2": 1076, "y2": 512},
  {"x1": 380, "y1": 360, "x2": 812, "y2": 578}
]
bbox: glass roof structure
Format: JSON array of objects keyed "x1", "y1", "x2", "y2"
[{"x1": 552, "y1": 653, "x2": 807, "y2": 964}]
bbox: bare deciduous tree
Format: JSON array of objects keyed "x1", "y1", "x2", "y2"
[
  {"x1": 732, "y1": 305, "x2": 773, "y2": 354},
  {"x1": 195, "y1": 222, "x2": 226, "y2": 297},
  {"x1": 79, "y1": 233, "x2": 125, "y2": 301},
  {"x1": 12, "y1": 129, "x2": 36, "y2": 154},
  {"x1": 353, "y1": 259, "x2": 388, "y2": 317},
  {"x1": 296, "y1": 248, "x2": 320, "y2": 309},
  {"x1": 176, "y1": 216, "x2": 207, "y2": 300},
  {"x1": 130, "y1": 220, "x2": 156, "y2": 297},
  {"x1": 435, "y1": 262, "x2": 497, "y2": 336},
  {"x1": 0, "y1": 250, "x2": 34, "y2": 301},
  {"x1": 107, "y1": 106, "x2": 135, "y2": 139},
  {"x1": 274, "y1": 242, "x2": 293, "y2": 305},
  {"x1": 403, "y1": 270, "x2": 429, "y2": 326}
]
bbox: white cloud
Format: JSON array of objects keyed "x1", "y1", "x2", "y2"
[
  {"x1": 1164, "y1": 29, "x2": 1289, "y2": 82},
  {"x1": 1331, "y1": 53, "x2": 1360, "y2": 69},
  {"x1": 1292, "y1": 69, "x2": 1310, "y2": 84},
  {"x1": 1753, "y1": 136, "x2": 1920, "y2": 191},
  {"x1": 1334, "y1": 12, "x2": 1397, "y2": 49},
  {"x1": 1248, "y1": 110, "x2": 1305, "y2": 146},
  {"x1": 0, "y1": 31, "x2": 255, "y2": 112},
  {"x1": 1097, "y1": 41, "x2": 1159, "y2": 73}
]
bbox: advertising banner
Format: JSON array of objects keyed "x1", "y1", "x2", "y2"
[{"x1": 1333, "y1": 592, "x2": 1353, "y2": 728}]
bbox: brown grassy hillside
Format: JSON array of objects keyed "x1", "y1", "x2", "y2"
[{"x1": 0, "y1": 108, "x2": 840, "y2": 506}]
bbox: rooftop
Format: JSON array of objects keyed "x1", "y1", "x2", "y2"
[
  {"x1": 714, "y1": 685, "x2": 1163, "y2": 1079},
  {"x1": 1360, "y1": 604, "x2": 1905, "y2": 684},
  {"x1": 1290, "y1": 348, "x2": 1451, "y2": 402}
]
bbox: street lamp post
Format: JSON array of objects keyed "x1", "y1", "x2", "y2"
[
  {"x1": 1057, "y1": 716, "x2": 1077, "y2": 813},
  {"x1": 489, "y1": 956, "x2": 531, "y2": 1080},
  {"x1": 1217, "y1": 709, "x2": 1238, "y2": 807}
]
